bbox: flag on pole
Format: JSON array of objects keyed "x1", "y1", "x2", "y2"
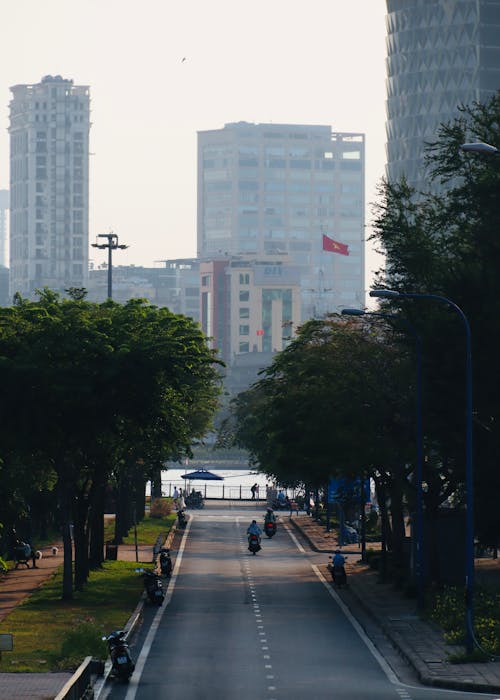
[{"x1": 322, "y1": 234, "x2": 349, "y2": 256}]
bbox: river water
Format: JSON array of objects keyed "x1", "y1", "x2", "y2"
[{"x1": 158, "y1": 468, "x2": 295, "y2": 501}]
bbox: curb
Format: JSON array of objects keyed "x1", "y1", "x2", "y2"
[{"x1": 289, "y1": 518, "x2": 500, "y2": 695}]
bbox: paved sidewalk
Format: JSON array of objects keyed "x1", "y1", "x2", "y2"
[{"x1": 289, "y1": 512, "x2": 500, "y2": 694}]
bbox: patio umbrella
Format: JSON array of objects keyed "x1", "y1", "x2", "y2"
[{"x1": 181, "y1": 469, "x2": 224, "y2": 481}]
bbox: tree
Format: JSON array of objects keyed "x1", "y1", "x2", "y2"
[
  {"x1": 0, "y1": 292, "x2": 222, "y2": 598},
  {"x1": 371, "y1": 92, "x2": 500, "y2": 548}
]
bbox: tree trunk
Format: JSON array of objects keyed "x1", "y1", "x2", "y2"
[{"x1": 89, "y1": 481, "x2": 106, "y2": 569}]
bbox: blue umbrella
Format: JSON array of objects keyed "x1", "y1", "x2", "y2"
[{"x1": 181, "y1": 469, "x2": 224, "y2": 481}]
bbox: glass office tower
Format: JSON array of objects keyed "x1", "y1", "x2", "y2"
[{"x1": 386, "y1": 0, "x2": 500, "y2": 189}]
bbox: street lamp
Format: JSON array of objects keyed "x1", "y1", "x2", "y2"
[
  {"x1": 370, "y1": 288, "x2": 474, "y2": 653},
  {"x1": 91, "y1": 232, "x2": 128, "y2": 300},
  {"x1": 342, "y1": 308, "x2": 424, "y2": 609},
  {"x1": 460, "y1": 142, "x2": 499, "y2": 156}
]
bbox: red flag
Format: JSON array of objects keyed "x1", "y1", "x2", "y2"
[
  {"x1": 256, "y1": 329, "x2": 264, "y2": 336},
  {"x1": 322, "y1": 234, "x2": 349, "y2": 256}
]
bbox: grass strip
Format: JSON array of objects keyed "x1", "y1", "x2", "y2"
[{"x1": 0, "y1": 513, "x2": 175, "y2": 672}]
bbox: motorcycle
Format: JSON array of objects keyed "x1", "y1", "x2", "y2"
[
  {"x1": 137, "y1": 568, "x2": 165, "y2": 605},
  {"x1": 328, "y1": 555, "x2": 347, "y2": 588},
  {"x1": 264, "y1": 520, "x2": 277, "y2": 538},
  {"x1": 102, "y1": 630, "x2": 135, "y2": 682},
  {"x1": 159, "y1": 548, "x2": 172, "y2": 577},
  {"x1": 248, "y1": 533, "x2": 261, "y2": 555}
]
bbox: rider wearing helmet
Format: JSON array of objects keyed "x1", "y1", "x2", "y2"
[{"x1": 264, "y1": 507, "x2": 276, "y2": 525}]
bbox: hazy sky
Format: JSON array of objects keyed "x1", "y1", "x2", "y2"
[{"x1": 1, "y1": 0, "x2": 387, "y2": 283}]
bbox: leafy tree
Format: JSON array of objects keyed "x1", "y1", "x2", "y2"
[
  {"x1": 0, "y1": 292, "x2": 222, "y2": 598},
  {"x1": 371, "y1": 92, "x2": 500, "y2": 548}
]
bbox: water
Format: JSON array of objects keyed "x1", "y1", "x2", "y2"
[{"x1": 158, "y1": 468, "x2": 294, "y2": 501}]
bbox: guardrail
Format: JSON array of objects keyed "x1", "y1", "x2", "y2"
[{"x1": 54, "y1": 656, "x2": 98, "y2": 700}]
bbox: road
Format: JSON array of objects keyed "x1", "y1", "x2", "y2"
[{"x1": 99, "y1": 503, "x2": 500, "y2": 700}]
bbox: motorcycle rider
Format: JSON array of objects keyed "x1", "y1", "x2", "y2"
[
  {"x1": 264, "y1": 507, "x2": 276, "y2": 525},
  {"x1": 247, "y1": 519, "x2": 262, "y2": 544},
  {"x1": 332, "y1": 549, "x2": 346, "y2": 568}
]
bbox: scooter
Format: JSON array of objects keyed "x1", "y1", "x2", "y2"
[
  {"x1": 327, "y1": 555, "x2": 347, "y2": 588},
  {"x1": 102, "y1": 630, "x2": 135, "y2": 682},
  {"x1": 264, "y1": 520, "x2": 277, "y2": 538},
  {"x1": 159, "y1": 548, "x2": 172, "y2": 577},
  {"x1": 137, "y1": 568, "x2": 165, "y2": 605},
  {"x1": 248, "y1": 534, "x2": 261, "y2": 555}
]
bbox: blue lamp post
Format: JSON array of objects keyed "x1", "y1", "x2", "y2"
[
  {"x1": 342, "y1": 308, "x2": 424, "y2": 610},
  {"x1": 370, "y1": 289, "x2": 474, "y2": 654}
]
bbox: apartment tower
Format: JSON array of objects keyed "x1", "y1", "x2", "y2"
[
  {"x1": 9, "y1": 75, "x2": 90, "y2": 299},
  {"x1": 386, "y1": 0, "x2": 500, "y2": 189}
]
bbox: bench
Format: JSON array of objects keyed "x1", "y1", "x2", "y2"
[{"x1": 14, "y1": 544, "x2": 31, "y2": 569}]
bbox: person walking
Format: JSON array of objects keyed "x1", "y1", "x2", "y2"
[
  {"x1": 251, "y1": 483, "x2": 258, "y2": 500},
  {"x1": 173, "y1": 486, "x2": 179, "y2": 510}
]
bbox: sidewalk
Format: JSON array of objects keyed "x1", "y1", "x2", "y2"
[{"x1": 289, "y1": 512, "x2": 500, "y2": 693}]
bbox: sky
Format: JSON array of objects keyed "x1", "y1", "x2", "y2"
[{"x1": 0, "y1": 0, "x2": 387, "y2": 287}]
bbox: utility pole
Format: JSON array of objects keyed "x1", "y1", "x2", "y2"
[{"x1": 91, "y1": 232, "x2": 128, "y2": 300}]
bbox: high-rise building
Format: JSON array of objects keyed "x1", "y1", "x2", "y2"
[
  {"x1": 197, "y1": 122, "x2": 365, "y2": 320},
  {"x1": 386, "y1": 0, "x2": 500, "y2": 189},
  {"x1": 9, "y1": 75, "x2": 90, "y2": 299},
  {"x1": 0, "y1": 190, "x2": 9, "y2": 269}
]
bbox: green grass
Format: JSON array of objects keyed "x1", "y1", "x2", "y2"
[{"x1": 0, "y1": 514, "x2": 175, "y2": 672}]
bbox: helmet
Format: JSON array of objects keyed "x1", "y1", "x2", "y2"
[
  {"x1": 252, "y1": 520, "x2": 257, "y2": 524},
  {"x1": 267, "y1": 507, "x2": 273, "y2": 512}
]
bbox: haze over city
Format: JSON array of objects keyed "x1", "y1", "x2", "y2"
[{"x1": 0, "y1": 0, "x2": 387, "y2": 284}]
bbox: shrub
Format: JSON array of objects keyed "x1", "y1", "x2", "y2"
[{"x1": 149, "y1": 498, "x2": 172, "y2": 518}]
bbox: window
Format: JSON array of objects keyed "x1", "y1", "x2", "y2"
[
  {"x1": 239, "y1": 308, "x2": 250, "y2": 319},
  {"x1": 239, "y1": 273, "x2": 250, "y2": 285},
  {"x1": 239, "y1": 325, "x2": 250, "y2": 336},
  {"x1": 239, "y1": 291, "x2": 250, "y2": 302},
  {"x1": 239, "y1": 342, "x2": 250, "y2": 352},
  {"x1": 201, "y1": 275, "x2": 210, "y2": 286}
]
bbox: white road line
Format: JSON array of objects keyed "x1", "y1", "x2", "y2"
[
  {"x1": 121, "y1": 516, "x2": 194, "y2": 700},
  {"x1": 283, "y1": 523, "x2": 306, "y2": 552},
  {"x1": 312, "y1": 564, "x2": 400, "y2": 686}
]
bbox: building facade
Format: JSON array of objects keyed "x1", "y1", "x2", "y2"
[
  {"x1": 0, "y1": 190, "x2": 9, "y2": 270},
  {"x1": 200, "y1": 254, "x2": 301, "y2": 364},
  {"x1": 386, "y1": 0, "x2": 500, "y2": 189},
  {"x1": 9, "y1": 75, "x2": 90, "y2": 299},
  {"x1": 197, "y1": 122, "x2": 365, "y2": 321}
]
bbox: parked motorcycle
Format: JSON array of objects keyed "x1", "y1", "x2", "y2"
[
  {"x1": 264, "y1": 520, "x2": 277, "y2": 538},
  {"x1": 327, "y1": 555, "x2": 348, "y2": 588},
  {"x1": 177, "y1": 509, "x2": 187, "y2": 529},
  {"x1": 102, "y1": 630, "x2": 135, "y2": 682},
  {"x1": 248, "y1": 533, "x2": 261, "y2": 555},
  {"x1": 159, "y1": 548, "x2": 173, "y2": 577},
  {"x1": 137, "y1": 568, "x2": 165, "y2": 605}
]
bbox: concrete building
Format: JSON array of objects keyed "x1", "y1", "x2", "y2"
[
  {"x1": 86, "y1": 259, "x2": 200, "y2": 321},
  {"x1": 9, "y1": 75, "x2": 90, "y2": 299},
  {"x1": 197, "y1": 122, "x2": 365, "y2": 321},
  {"x1": 200, "y1": 254, "x2": 301, "y2": 364},
  {"x1": 386, "y1": 0, "x2": 500, "y2": 190}
]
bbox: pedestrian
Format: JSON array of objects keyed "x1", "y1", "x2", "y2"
[
  {"x1": 173, "y1": 486, "x2": 179, "y2": 510},
  {"x1": 255, "y1": 484, "x2": 260, "y2": 500},
  {"x1": 29, "y1": 544, "x2": 38, "y2": 569},
  {"x1": 251, "y1": 483, "x2": 258, "y2": 500},
  {"x1": 178, "y1": 490, "x2": 186, "y2": 511}
]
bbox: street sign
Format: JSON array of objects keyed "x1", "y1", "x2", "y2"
[{"x1": 0, "y1": 634, "x2": 13, "y2": 651}]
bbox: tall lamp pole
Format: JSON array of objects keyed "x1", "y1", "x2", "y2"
[
  {"x1": 91, "y1": 232, "x2": 128, "y2": 300},
  {"x1": 342, "y1": 307, "x2": 424, "y2": 610},
  {"x1": 370, "y1": 289, "x2": 474, "y2": 653}
]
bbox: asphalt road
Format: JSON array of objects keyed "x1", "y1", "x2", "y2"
[{"x1": 99, "y1": 504, "x2": 500, "y2": 700}]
